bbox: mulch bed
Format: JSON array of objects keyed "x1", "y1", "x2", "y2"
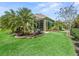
[{"x1": 13, "y1": 32, "x2": 44, "y2": 39}]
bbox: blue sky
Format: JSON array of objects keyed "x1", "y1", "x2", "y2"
[{"x1": 0, "y1": 2, "x2": 79, "y2": 20}]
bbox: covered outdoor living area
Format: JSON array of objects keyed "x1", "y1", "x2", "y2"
[{"x1": 34, "y1": 14, "x2": 54, "y2": 32}]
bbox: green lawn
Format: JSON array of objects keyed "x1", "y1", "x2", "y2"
[{"x1": 0, "y1": 30, "x2": 76, "y2": 56}]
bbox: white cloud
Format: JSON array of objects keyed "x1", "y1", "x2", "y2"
[
  {"x1": 35, "y1": 2, "x2": 61, "y2": 13},
  {"x1": 49, "y1": 3, "x2": 59, "y2": 8},
  {"x1": 0, "y1": 6, "x2": 9, "y2": 10},
  {"x1": 0, "y1": 6, "x2": 18, "y2": 16},
  {"x1": 37, "y1": 3, "x2": 46, "y2": 7},
  {"x1": 73, "y1": 2, "x2": 79, "y2": 14},
  {"x1": 74, "y1": 2, "x2": 79, "y2": 8},
  {"x1": 0, "y1": 6, "x2": 18, "y2": 11},
  {"x1": 74, "y1": 2, "x2": 79, "y2": 5}
]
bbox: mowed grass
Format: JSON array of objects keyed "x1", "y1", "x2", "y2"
[{"x1": 0, "y1": 30, "x2": 76, "y2": 56}]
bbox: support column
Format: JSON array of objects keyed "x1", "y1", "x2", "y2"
[{"x1": 43, "y1": 20, "x2": 47, "y2": 31}]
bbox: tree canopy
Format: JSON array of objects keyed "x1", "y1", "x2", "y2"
[{"x1": 0, "y1": 8, "x2": 36, "y2": 35}]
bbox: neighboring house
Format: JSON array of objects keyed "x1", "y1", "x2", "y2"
[{"x1": 34, "y1": 14, "x2": 54, "y2": 31}]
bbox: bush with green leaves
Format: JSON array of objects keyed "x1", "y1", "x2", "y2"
[
  {"x1": 50, "y1": 20, "x2": 66, "y2": 31},
  {"x1": 71, "y1": 28, "x2": 79, "y2": 40}
]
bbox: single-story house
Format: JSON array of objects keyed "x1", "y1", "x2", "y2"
[{"x1": 34, "y1": 14, "x2": 54, "y2": 31}]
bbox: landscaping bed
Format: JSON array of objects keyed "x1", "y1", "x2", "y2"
[{"x1": 71, "y1": 28, "x2": 79, "y2": 55}]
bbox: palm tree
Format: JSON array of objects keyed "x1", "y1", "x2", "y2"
[
  {"x1": 0, "y1": 8, "x2": 36, "y2": 35},
  {"x1": 16, "y1": 8, "x2": 36, "y2": 34},
  {"x1": 0, "y1": 9, "x2": 17, "y2": 33}
]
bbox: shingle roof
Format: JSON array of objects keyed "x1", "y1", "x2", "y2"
[
  {"x1": 34, "y1": 14, "x2": 46, "y2": 20},
  {"x1": 34, "y1": 14, "x2": 54, "y2": 22}
]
